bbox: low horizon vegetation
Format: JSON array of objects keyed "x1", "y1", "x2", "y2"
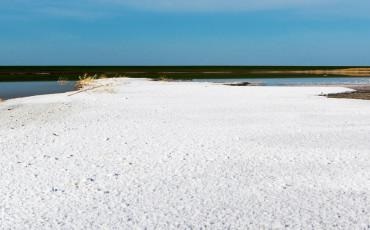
[{"x1": 1, "y1": 66, "x2": 370, "y2": 82}]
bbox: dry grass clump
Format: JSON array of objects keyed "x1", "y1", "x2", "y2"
[
  {"x1": 75, "y1": 73, "x2": 109, "y2": 88},
  {"x1": 75, "y1": 74, "x2": 98, "y2": 89},
  {"x1": 69, "y1": 73, "x2": 115, "y2": 96}
]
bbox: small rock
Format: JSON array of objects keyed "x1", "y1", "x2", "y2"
[{"x1": 225, "y1": 82, "x2": 251, "y2": 86}]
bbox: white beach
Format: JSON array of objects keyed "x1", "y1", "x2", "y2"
[{"x1": 1, "y1": 78, "x2": 370, "y2": 229}]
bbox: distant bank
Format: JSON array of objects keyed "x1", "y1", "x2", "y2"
[{"x1": 1, "y1": 66, "x2": 370, "y2": 82}]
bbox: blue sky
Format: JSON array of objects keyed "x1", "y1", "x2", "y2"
[{"x1": 1, "y1": 0, "x2": 370, "y2": 65}]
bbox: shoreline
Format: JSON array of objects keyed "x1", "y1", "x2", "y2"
[
  {"x1": 326, "y1": 85, "x2": 370, "y2": 100},
  {"x1": 2, "y1": 76, "x2": 370, "y2": 101}
]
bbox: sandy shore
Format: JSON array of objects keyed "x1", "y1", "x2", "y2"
[{"x1": 1, "y1": 78, "x2": 370, "y2": 229}]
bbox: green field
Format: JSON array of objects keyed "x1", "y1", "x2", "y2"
[{"x1": 1, "y1": 66, "x2": 370, "y2": 82}]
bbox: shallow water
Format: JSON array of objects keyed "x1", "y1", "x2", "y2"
[
  {"x1": 2, "y1": 77, "x2": 370, "y2": 100},
  {"x1": 0, "y1": 81, "x2": 76, "y2": 100},
  {"x1": 193, "y1": 77, "x2": 370, "y2": 86}
]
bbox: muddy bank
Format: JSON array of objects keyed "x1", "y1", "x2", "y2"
[{"x1": 327, "y1": 85, "x2": 370, "y2": 100}]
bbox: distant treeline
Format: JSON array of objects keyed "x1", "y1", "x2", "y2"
[{"x1": 1, "y1": 66, "x2": 369, "y2": 81}]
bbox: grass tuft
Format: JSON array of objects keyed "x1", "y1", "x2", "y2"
[{"x1": 75, "y1": 73, "x2": 98, "y2": 89}]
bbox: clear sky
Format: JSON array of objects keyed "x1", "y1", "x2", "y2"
[{"x1": 1, "y1": 0, "x2": 370, "y2": 65}]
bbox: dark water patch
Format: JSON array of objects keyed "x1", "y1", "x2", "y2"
[{"x1": 0, "y1": 81, "x2": 76, "y2": 100}]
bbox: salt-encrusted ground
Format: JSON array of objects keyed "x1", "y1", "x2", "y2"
[{"x1": 1, "y1": 78, "x2": 370, "y2": 229}]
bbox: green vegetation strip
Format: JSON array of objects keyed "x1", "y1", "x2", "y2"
[{"x1": 1, "y1": 66, "x2": 370, "y2": 82}]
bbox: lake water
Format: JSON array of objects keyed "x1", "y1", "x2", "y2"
[
  {"x1": 0, "y1": 81, "x2": 76, "y2": 100},
  {"x1": 193, "y1": 77, "x2": 370, "y2": 86},
  {"x1": 1, "y1": 77, "x2": 370, "y2": 100}
]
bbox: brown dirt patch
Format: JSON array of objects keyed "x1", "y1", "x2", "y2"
[{"x1": 326, "y1": 85, "x2": 370, "y2": 100}]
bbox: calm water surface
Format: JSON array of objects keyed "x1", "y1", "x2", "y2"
[
  {"x1": 0, "y1": 81, "x2": 76, "y2": 100},
  {"x1": 193, "y1": 77, "x2": 370, "y2": 86},
  {"x1": 1, "y1": 77, "x2": 370, "y2": 100}
]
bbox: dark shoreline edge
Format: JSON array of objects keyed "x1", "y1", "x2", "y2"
[{"x1": 326, "y1": 85, "x2": 370, "y2": 100}]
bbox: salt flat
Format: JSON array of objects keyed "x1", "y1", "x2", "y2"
[{"x1": 1, "y1": 78, "x2": 370, "y2": 229}]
